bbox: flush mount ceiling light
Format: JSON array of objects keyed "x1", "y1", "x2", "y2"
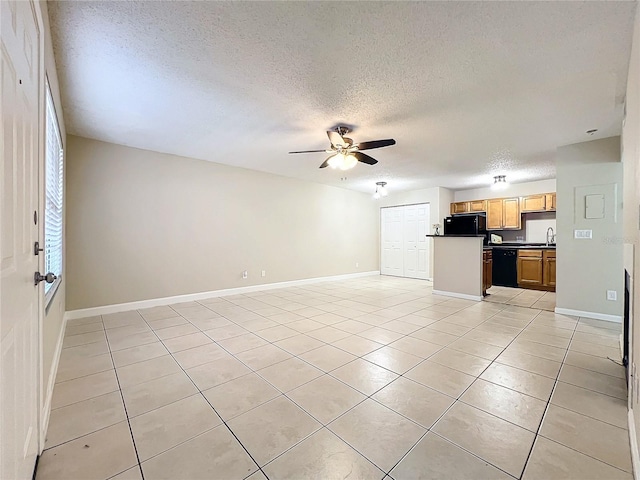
[
  {"x1": 492, "y1": 175, "x2": 508, "y2": 189},
  {"x1": 373, "y1": 181, "x2": 388, "y2": 199}
]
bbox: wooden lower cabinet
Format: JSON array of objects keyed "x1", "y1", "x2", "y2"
[
  {"x1": 483, "y1": 249, "x2": 493, "y2": 295},
  {"x1": 517, "y1": 249, "x2": 556, "y2": 291},
  {"x1": 517, "y1": 250, "x2": 543, "y2": 287},
  {"x1": 543, "y1": 250, "x2": 556, "y2": 288}
]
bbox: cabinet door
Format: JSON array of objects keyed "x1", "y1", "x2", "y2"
[
  {"x1": 486, "y1": 199, "x2": 503, "y2": 230},
  {"x1": 521, "y1": 195, "x2": 546, "y2": 212},
  {"x1": 469, "y1": 200, "x2": 487, "y2": 212},
  {"x1": 517, "y1": 251, "x2": 543, "y2": 286},
  {"x1": 543, "y1": 251, "x2": 556, "y2": 287},
  {"x1": 451, "y1": 202, "x2": 469, "y2": 214},
  {"x1": 545, "y1": 193, "x2": 556, "y2": 211},
  {"x1": 502, "y1": 198, "x2": 521, "y2": 229}
]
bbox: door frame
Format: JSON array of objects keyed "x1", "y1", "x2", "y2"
[{"x1": 32, "y1": 0, "x2": 46, "y2": 456}]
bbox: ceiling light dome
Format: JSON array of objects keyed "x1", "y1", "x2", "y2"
[{"x1": 374, "y1": 181, "x2": 388, "y2": 199}]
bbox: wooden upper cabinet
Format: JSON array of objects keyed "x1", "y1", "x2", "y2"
[
  {"x1": 502, "y1": 198, "x2": 521, "y2": 229},
  {"x1": 450, "y1": 192, "x2": 553, "y2": 224},
  {"x1": 486, "y1": 199, "x2": 504, "y2": 230},
  {"x1": 545, "y1": 193, "x2": 556, "y2": 211},
  {"x1": 451, "y1": 202, "x2": 469, "y2": 214},
  {"x1": 520, "y1": 194, "x2": 546, "y2": 212},
  {"x1": 469, "y1": 200, "x2": 487, "y2": 212}
]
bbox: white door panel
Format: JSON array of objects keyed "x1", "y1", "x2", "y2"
[
  {"x1": 381, "y1": 206, "x2": 403, "y2": 276},
  {"x1": 1, "y1": 0, "x2": 41, "y2": 478},
  {"x1": 381, "y1": 203, "x2": 430, "y2": 280}
]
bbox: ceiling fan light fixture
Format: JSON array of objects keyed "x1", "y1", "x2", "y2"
[
  {"x1": 492, "y1": 175, "x2": 508, "y2": 190},
  {"x1": 328, "y1": 153, "x2": 344, "y2": 169},
  {"x1": 340, "y1": 154, "x2": 358, "y2": 170}
]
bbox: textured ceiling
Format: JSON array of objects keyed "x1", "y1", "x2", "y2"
[{"x1": 48, "y1": 1, "x2": 637, "y2": 194}]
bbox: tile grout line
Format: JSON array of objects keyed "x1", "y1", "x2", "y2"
[
  {"x1": 382, "y1": 307, "x2": 549, "y2": 478},
  {"x1": 137, "y1": 305, "x2": 271, "y2": 480},
  {"x1": 101, "y1": 314, "x2": 146, "y2": 480},
  {"x1": 517, "y1": 313, "x2": 581, "y2": 479}
]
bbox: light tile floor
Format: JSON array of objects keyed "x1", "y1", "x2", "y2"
[
  {"x1": 37, "y1": 276, "x2": 630, "y2": 479},
  {"x1": 486, "y1": 285, "x2": 557, "y2": 311}
]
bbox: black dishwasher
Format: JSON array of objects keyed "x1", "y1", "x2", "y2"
[{"x1": 492, "y1": 249, "x2": 518, "y2": 287}]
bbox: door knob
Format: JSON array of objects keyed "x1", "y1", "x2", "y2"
[{"x1": 34, "y1": 272, "x2": 56, "y2": 285}]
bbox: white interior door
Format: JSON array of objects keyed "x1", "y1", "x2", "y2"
[
  {"x1": 381, "y1": 203, "x2": 430, "y2": 279},
  {"x1": 1, "y1": 0, "x2": 41, "y2": 478},
  {"x1": 403, "y1": 204, "x2": 430, "y2": 280},
  {"x1": 381, "y1": 206, "x2": 403, "y2": 276},
  {"x1": 403, "y1": 205, "x2": 419, "y2": 278}
]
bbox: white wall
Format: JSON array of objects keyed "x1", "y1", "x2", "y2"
[
  {"x1": 65, "y1": 136, "x2": 380, "y2": 310},
  {"x1": 556, "y1": 136, "x2": 623, "y2": 318}
]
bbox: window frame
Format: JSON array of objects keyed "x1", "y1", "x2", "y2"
[{"x1": 44, "y1": 77, "x2": 64, "y2": 307}]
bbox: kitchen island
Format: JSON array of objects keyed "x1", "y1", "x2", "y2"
[{"x1": 428, "y1": 235, "x2": 486, "y2": 301}]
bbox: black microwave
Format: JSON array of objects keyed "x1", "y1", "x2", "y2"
[{"x1": 444, "y1": 214, "x2": 487, "y2": 237}]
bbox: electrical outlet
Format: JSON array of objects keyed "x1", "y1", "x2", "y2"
[
  {"x1": 607, "y1": 290, "x2": 617, "y2": 301},
  {"x1": 242, "y1": 270, "x2": 248, "y2": 279},
  {"x1": 355, "y1": 262, "x2": 359, "y2": 268},
  {"x1": 261, "y1": 270, "x2": 266, "y2": 277}
]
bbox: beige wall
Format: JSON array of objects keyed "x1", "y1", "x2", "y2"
[
  {"x1": 556, "y1": 137, "x2": 623, "y2": 318},
  {"x1": 65, "y1": 136, "x2": 380, "y2": 310},
  {"x1": 432, "y1": 236, "x2": 484, "y2": 299},
  {"x1": 39, "y1": 0, "x2": 66, "y2": 412},
  {"x1": 622, "y1": 3, "x2": 640, "y2": 454}
]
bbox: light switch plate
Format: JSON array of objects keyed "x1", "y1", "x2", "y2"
[
  {"x1": 607, "y1": 290, "x2": 617, "y2": 301},
  {"x1": 574, "y1": 229, "x2": 593, "y2": 239}
]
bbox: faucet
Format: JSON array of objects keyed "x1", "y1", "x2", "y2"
[{"x1": 546, "y1": 227, "x2": 555, "y2": 246}]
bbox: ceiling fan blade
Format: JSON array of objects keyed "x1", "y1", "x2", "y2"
[
  {"x1": 353, "y1": 151, "x2": 378, "y2": 165},
  {"x1": 289, "y1": 149, "x2": 328, "y2": 154},
  {"x1": 319, "y1": 154, "x2": 335, "y2": 169},
  {"x1": 356, "y1": 139, "x2": 396, "y2": 151},
  {"x1": 327, "y1": 131, "x2": 346, "y2": 147}
]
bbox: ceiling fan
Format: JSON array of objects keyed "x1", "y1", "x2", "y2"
[{"x1": 289, "y1": 126, "x2": 396, "y2": 170}]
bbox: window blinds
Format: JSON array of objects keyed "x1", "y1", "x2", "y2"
[{"x1": 45, "y1": 82, "x2": 63, "y2": 297}]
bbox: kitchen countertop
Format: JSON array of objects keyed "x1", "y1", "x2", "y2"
[
  {"x1": 426, "y1": 234, "x2": 485, "y2": 238},
  {"x1": 488, "y1": 243, "x2": 556, "y2": 249}
]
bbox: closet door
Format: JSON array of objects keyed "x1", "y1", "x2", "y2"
[
  {"x1": 380, "y1": 207, "x2": 403, "y2": 276},
  {"x1": 403, "y1": 204, "x2": 430, "y2": 279},
  {"x1": 381, "y1": 204, "x2": 430, "y2": 279}
]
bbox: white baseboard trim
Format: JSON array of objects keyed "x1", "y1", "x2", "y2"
[
  {"x1": 629, "y1": 409, "x2": 639, "y2": 480},
  {"x1": 65, "y1": 271, "x2": 380, "y2": 320},
  {"x1": 554, "y1": 307, "x2": 622, "y2": 323},
  {"x1": 432, "y1": 289, "x2": 483, "y2": 302},
  {"x1": 40, "y1": 312, "x2": 67, "y2": 450}
]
